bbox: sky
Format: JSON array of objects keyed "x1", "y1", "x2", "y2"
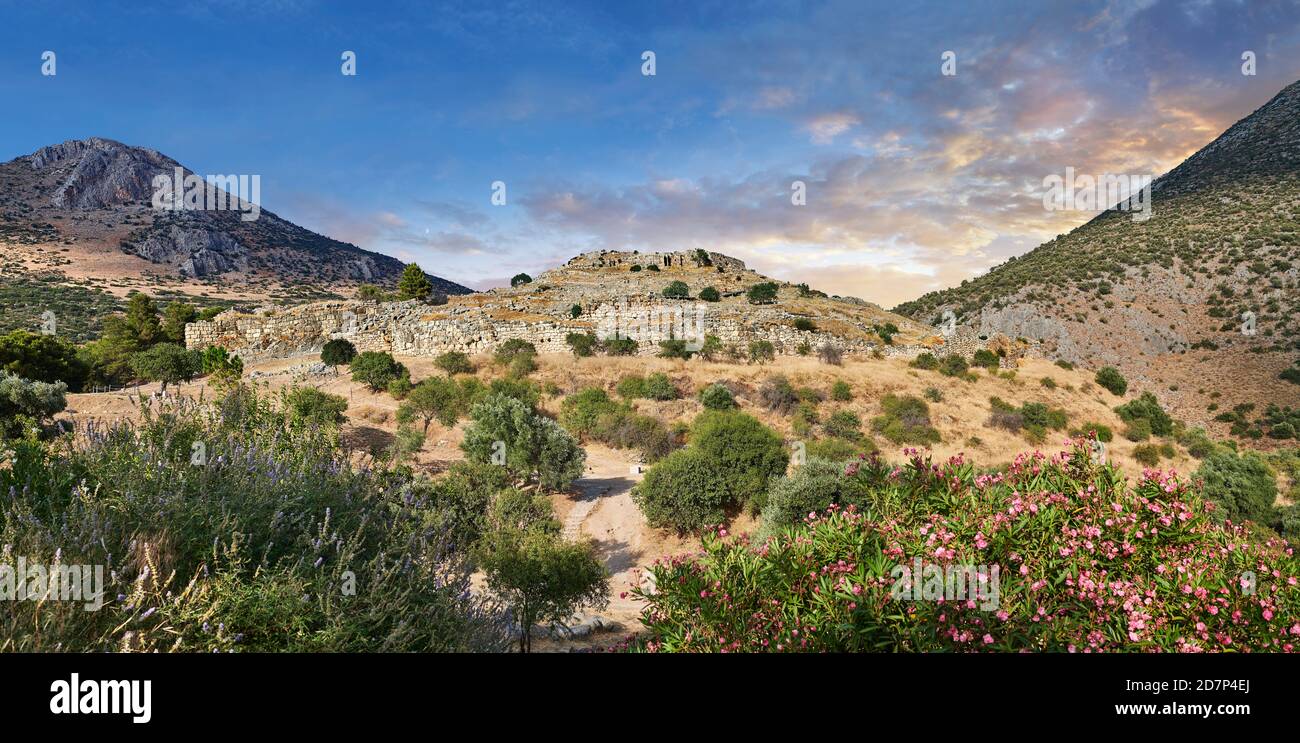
[{"x1": 1, "y1": 0, "x2": 1299, "y2": 306}]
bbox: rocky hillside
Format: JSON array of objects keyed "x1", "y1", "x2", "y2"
[
  {"x1": 0, "y1": 137, "x2": 469, "y2": 296},
  {"x1": 894, "y1": 79, "x2": 1300, "y2": 426}
]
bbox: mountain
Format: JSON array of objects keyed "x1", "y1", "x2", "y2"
[
  {"x1": 0, "y1": 137, "x2": 470, "y2": 338},
  {"x1": 894, "y1": 80, "x2": 1300, "y2": 427}
]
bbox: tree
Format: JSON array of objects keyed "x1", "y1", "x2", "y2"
[
  {"x1": 698, "y1": 286, "x2": 721, "y2": 302},
  {"x1": 161, "y1": 301, "x2": 198, "y2": 344},
  {"x1": 565, "y1": 332, "x2": 598, "y2": 357},
  {"x1": 475, "y1": 501, "x2": 608, "y2": 653},
  {"x1": 350, "y1": 351, "x2": 407, "y2": 392},
  {"x1": 461, "y1": 394, "x2": 586, "y2": 491},
  {"x1": 746, "y1": 282, "x2": 778, "y2": 304},
  {"x1": 0, "y1": 330, "x2": 88, "y2": 391},
  {"x1": 124, "y1": 293, "x2": 163, "y2": 347},
  {"x1": 129, "y1": 343, "x2": 200, "y2": 392},
  {"x1": 511, "y1": 273, "x2": 532, "y2": 287},
  {"x1": 662, "y1": 281, "x2": 690, "y2": 299},
  {"x1": 400, "y1": 377, "x2": 466, "y2": 434},
  {"x1": 397, "y1": 263, "x2": 433, "y2": 301},
  {"x1": 1195, "y1": 450, "x2": 1279, "y2": 527},
  {"x1": 321, "y1": 339, "x2": 357, "y2": 370}
]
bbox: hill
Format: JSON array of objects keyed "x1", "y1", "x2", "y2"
[
  {"x1": 0, "y1": 137, "x2": 470, "y2": 340},
  {"x1": 894, "y1": 79, "x2": 1300, "y2": 430}
]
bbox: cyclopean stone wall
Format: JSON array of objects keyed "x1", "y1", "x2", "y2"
[{"x1": 186, "y1": 295, "x2": 1013, "y2": 365}]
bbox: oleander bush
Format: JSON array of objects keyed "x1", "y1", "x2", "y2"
[{"x1": 630, "y1": 444, "x2": 1300, "y2": 652}]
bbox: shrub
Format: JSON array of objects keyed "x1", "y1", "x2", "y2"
[
  {"x1": 487, "y1": 377, "x2": 538, "y2": 408},
  {"x1": 592, "y1": 409, "x2": 676, "y2": 463},
  {"x1": 873, "y1": 394, "x2": 941, "y2": 445},
  {"x1": 746, "y1": 282, "x2": 778, "y2": 304},
  {"x1": 794, "y1": 318, "x2": 817, "y2": 332},
  {"x1": 630, "y1": 264, "x2": 642, "y2": 272},
  {"x1": 1095, "y1": 366, "x2": 1128, "y2": 396},
  {"x1": 320, "y1": 338, "x2": 357, "y2": 369},
  {"x1": 434, "y1": 351, "x2": 474, "y2": 376},
  {"x1": 658, "y1": 338, "x2": 693, "y2": 360},
  {"x1": 698, "y1": 383, "x2": 736, "y2": 410},
  {"x1": 923, "y1": 387, "x2": 943, "y2": 402},
  {"x1": 1123, "y1": 418, "x2": 1153, "y2": 442},
  {"x1": 616, "y1": 374, "x2": 647, "y2": 399},
  {"x1": 1132, "y1": 443, "x2": 1162, "y2": 467},
  {"x1": 688, "y1": 410, "x2": 788, "y2": 512},
  {"x1": 399, "y1": 376, "x2": 467, "y2": 433},
  {"x1": 758, "y1": 375, "x2": 798, "y2": 414},
  {"x1": 510, "y1": 273, "x2": 532, "y2": 287},
  {"x1": 494, "y1": 339, "x2": 537, "y2": 366},
  {"x1": 662, "y1": 281, "x2": 690, "y2": 299},
  {"x1": 824, "y1": 410, "x2": 862, "y2": 440},
  {"x1": 806, "y1": 437, "x2": 870, "y2": 462},
  {"x1": 830, "y1": 380, "x2": 852, "y2": 401},
  {"x1": 0, "y1": 371, "x2": 67, "y2": 439},
  {"x1": 603, "y1": 336, "x2": 638, "y2": 356},
  {"x1": 569, "y1": 304, "x2": 582, "y2": 319},
  {"x1": 559, "y1": 388, "x2": 619, "y2": 436},
  {"x1": 461, "y1": 394, "x2": 586, "y2": 491},
  {"x1": 748, "y1": 340, "x2": 775, "y2": 364},
  {"x1": 760, "y1": 458, "x2": 857, "y2": 535},
  {"x1": 631, "y1": 445, "x2": 1300, "y2": 652},
  {"x1": 938, "y1": 354, "x2": 969, "y2": 377},
  {"x1": 971, "y1": 349, "x2": 1000, "y2": 370},
  {"x1": 350, "y1": 351, "x2": 407, "y2": 392},
  {"x1": 642, "y1": 372, "x2": 677, "y2": 401},
  {"x1": 1040, "y1": 377, "x2": 1057, "y2": 389},
  {"x1": 817, "y1": 344, "x2": 842, "y2": 365},
  {"x1": 1195, "y1": 450, "x2": 1278, "y2": 527},
  {"x1": 507, "y1": 353, "x2": 537, "y2": 378},
  {"x1": 632, "y1": 449, "x2": 732, "y2": 532},
  {"x1": 698, "y1": 287, "x2": 721, "y2": 302},
  {"x1": 910, "y1": 352, "x2": 939, "y2": 370},
  {"x1": 565, "y1": 332, "x2": 599, "y2": 358},
  {"x1": 1070, "y1": 422, "x2": 1114, "y2": 443},
  {"x1": 1114, "y1": 392, "x2": 1174, "y2": 436},
  {"x1": 283, "y1": 386, "x2": 348, "y2": 428},
  {"x1": 388, "y1": 376, "x2": 413, "y2": 399},
  {"x1": 698, "y1": 334, "x2": 723, "y2": 361}
]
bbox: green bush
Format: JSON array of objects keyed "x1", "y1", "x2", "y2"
[
  {"x1": 1095, "y1": 366, "x2": 1128, "y2": 396},
  {"x1": 510, "y1": 273, "x2": 532, "y2": 287},
  {"x1": 658, "y1": 338, "x2": 693, "y2": 360},
  {"x1": 1195, "y1": 450, "x2": 1279, "y2": 528},
  {"x1": 746, "y1": 282, "x2": 778, "y2": 304},
  {"x1": 603, "y1": 336, "x2": 638, "y2": 356},
  {"x1": 758, "y1": 374, "x2": 798, "y2": 414},
  {"x1": 824, "y1": 410, "x2": 862, "y2": 440},
  {"x1": 461, "y1": 394, "x2": 585, "y2": 491},
  {"x1": 1115, "y1": 392, "x2": 1173, "y2": 436},
  {"x1": 616, "y1": 374, "x2": 647, "y2": 399},
  {"x1": 1123, "y1": 418, "x2": 1153, "y2": 442},
  {"x1": 350, "y1": 351, "x2": 407, "y2": 392},
  {"x1": 0, "y1": 371, "x2": 67, "y2": 439},
  {"x1": 0, "y1": 330, "x2": 88, "y2": 391},
  {"x1": 872, "y1": 394, "x2": 941, "y2": 445},
  {"x1": 320, "y1": 338, "x2": 357, "y2": 368},
  {"x1": 971, "y1": 349, "x2": 1000, "y2": 370},
  {"x1": 434, "y1": 351, "x2": 474, "y2": 375},
  {"x1": 689, "y1": 410, "x2": 787, "y2": 512},
  {"x1": 282, "y1": 386, "x2": 348, "y2": 427},
  {"x1": 1132, "y1": 443, "x2": 1162, "y2": 467},
  {"x1": 748, "y1": 340, "x2": 775, "y2": 364},
  {"x1": 698, "y1": 383, "x2": 736, "y2": 410},
  {"x1": 759, "y1": 458, "x2": 858, "y2": 535},
  {"x1": 806, "y1": 437, "x2": 870, "y2": 462},
  {"x1": 632, "y1": 449, "x2": 732, "y2": 532},
  {"x1": 642, "y1": 372, "x2": 677, "y2": 400},
  {"x1": 794, "y1": 318, "x2": 817, "y2": 332},
  {"x1": 1070, "y1": 422, "x2": 1114, "y2": 443},
  {"x1": 830, "y1": 380, "x2": 852, "y2": 401},
  {"x1": 698, "y1": 287, "x2": 721, "y2": 302},
  {"x1": 559, "y1": 387, "x2": 619, "y2": 436},
  {"x1": 565, "y1": 332, "x2": 599, "y2": 357},
  {"x1": 662, "y1": 281, "x2": 690, "y2": 299},
  {"x1": 938, "y1": 354, "x2": 969, "y2": 377},
  {"x1": 910, "y1": 352, "x2": 939, "y2": 370},
  {"x1": 494, "y1": 339, "x2": 537, "y2": 366}
]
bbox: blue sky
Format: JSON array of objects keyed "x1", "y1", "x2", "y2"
[{"x1": 2, "y1": 0, "x2": 1299, "y2": 304}]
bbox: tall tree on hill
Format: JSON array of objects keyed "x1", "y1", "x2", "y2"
[{"x1": 397, "y1": 263, "x2": 433, "y2": 301}]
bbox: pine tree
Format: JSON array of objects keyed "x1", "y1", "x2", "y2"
[{"x1": 397, "y1": 263, "x2": 433, "y2": 300}]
